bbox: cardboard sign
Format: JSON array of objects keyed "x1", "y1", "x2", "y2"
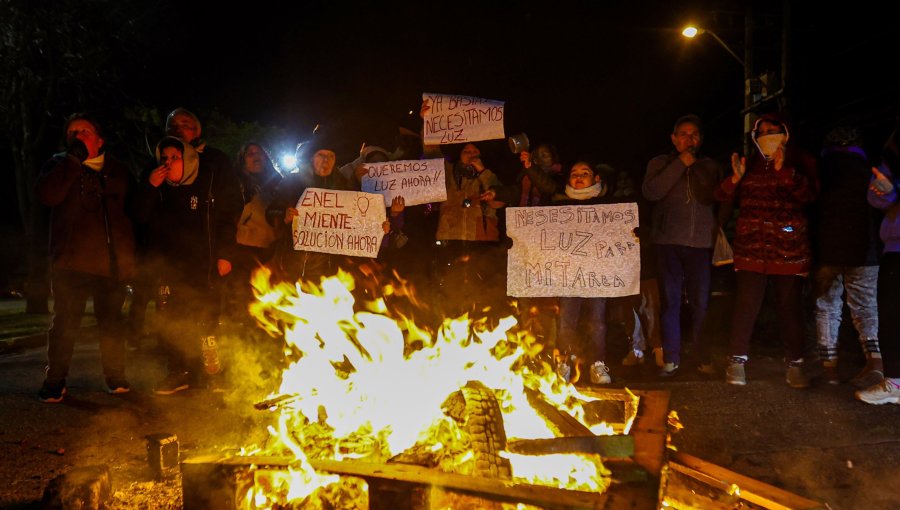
[
  {"x1": 361, "y1": 158, "x2": 447, "y2": 206},
  {"x1": 422, "y1": 93, "x2": 505, "y2": 145},
  {"x1": 506, "y1": 203, "x2": 640, "y2": 298},
  {"x1": 292, "y1": 188, "x2": 386, "y2": 258}
]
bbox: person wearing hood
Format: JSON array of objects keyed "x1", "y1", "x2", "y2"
[
  {"x1": 643, "y1": 114, "x2": 722, "y2": 377},
  {"x1": 812, "y1": 126, "x2": 883, "y2": 387},
  {"x1": 134, "y1": 131, "x2": 243, "y2": 395},
  {"x1": 857, "y1": 120, "x2": 900, "y2": 405},
  {"x1": 225, "y1": 142, "x2": 283, "y2": 319},
  {"x1": 715, "y1": 112, "x2": 818, "y2": 388},
  {"x1": 268, "y1": 135, "x2": 354, "y2": 283},
  {"x1": 36, "y1": 113, "x2": 136, "y2": 402}
]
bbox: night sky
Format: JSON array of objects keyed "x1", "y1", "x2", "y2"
[
  {"x1": 4, "y1": 0, "x2": 899, "y2": 229},
  {"x1": 122, "y1": 0, "x2": 897, "y2": 171}
]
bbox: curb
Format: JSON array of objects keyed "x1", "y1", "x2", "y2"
[{"x1": 0, "y1": 333, "x2": 47, "y2": 355}]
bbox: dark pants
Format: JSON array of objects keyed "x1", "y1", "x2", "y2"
[
  {"x1": 157, "y1": 278, "x2": 221, "y2": 376},
  {"x1": 558, "y1": 297, "x2": 608, "y2": 362},
  {"x1": 656, "y1": 244, "x2": 712, "y2": 365},
  {"x1": 433, "y1": 240, "x2": 509, "y2": 318},
  {"x1": 730, "y1": 271, "x2": 806, "y2": 361},
  {"x1": 878, "y1": 253, "x2": 900, "y2": 377},
  {"x1": 46, "y1": 270, "x2": 127, "y2": 383}
]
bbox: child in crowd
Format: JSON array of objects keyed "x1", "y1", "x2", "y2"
[{"x1": 554, "y1": 162, "x2": 617, "y2": 384}]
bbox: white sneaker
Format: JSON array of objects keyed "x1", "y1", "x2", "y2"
[
  {"x1": 590, "y1": 361, "x2": 612, "y2": 384},
  {"x1": 856, "y1": 378, "x2": 900, "y2": 405},
  {"x1": 726, "y1": 359, "x2": 747, "y2": 386},
  {"x1": 621, "y1": 350, "x2": 645, "y2": 366}
]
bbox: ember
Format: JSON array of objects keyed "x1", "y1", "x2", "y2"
[{"x1": 237, "y1": 267, "x2": 640, "y2": 508}]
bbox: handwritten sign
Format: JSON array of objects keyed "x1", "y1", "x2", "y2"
[
  {"x1": 292, "y1": 188, "x2": 386, "y2": 258},
  {"x1": 422, "y1": 93, "x2": 505, "y2": 145},
  {"x1": 361, "y1": 158, "x2": 447, "y2": 206},
  {"x1": 506, "y1": 203, "x2": 640, "y2": 298}
]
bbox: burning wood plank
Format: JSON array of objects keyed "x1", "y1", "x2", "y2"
[{"x1": 506, "y1": 436, "x2": 634, "y2": 458}]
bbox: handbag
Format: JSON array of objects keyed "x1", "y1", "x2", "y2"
[{"x1": 712, "y1": 228, "x2": 734, "y2": 267}]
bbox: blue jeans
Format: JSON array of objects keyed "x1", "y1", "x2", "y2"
[
  {"x1": 558, "y1": 297, "x2": 607, "y2": 363},
  {"x1": 813, "y1": 265, "x2": 879, "y2": 360},
  {"x1": 656, "y1": 244, "x2": 712, "y2": 365}
]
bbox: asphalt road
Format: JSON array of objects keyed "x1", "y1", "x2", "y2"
[{"x1": 0, "y1": 330, "x2": 898, "y2": 509}]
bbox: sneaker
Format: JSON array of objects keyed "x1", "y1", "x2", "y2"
[
  {"x1": 658, "y1": 362, "x2": 679, "y2": 377},
  {"x1": 556, "y1": 358, "x2": 572, "y2": 384},
  {"x1": 652, "y1": 347, "x2": 665, "y2": 368},
  {"x1": 697, "y1": 362, "x2": 716, "y2": 376},
  {"x1": 621, "y1": 350, "x2": 645, "y2": 367},
  {"x1": 206, "y1": 373, "x2": 226, "y2": 393},
  {"x1": 786, "y1": 361, "x2": 810, "y2": 389},
  {"x1": 590, "y1": 361, "x2": 612, "y2": 384},
  {"x1": 106, "y1": 377, "x2": 131, "y2": 395},
  {"x1": 38, "y1": 380, "x2": 67, "y2": 403},
  {"x1": 850, "y1": 358, "x2": 884, "y2": 389},
  {"x1": 855, "y1": 378, "x2": 900, "y2": 405},
  {"x1": 154, "y1": 372, "x2": 190, "y2": 396},
  {"x1": 725, "y1": 358, "x2": 747, "y2": 386}
]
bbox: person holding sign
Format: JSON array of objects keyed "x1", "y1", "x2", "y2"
[
  {"x1": 643, "y1": 114, "x2": 721, "y2": 378},
  {"x1": 552, "y1": 162, "x2": 618, "y2": 385},
  {"x1": 268, "y1": 136, "x2": 354, "y2": 283},
  {"x1": 421, "y1": 99, "x2": 506, "y2": 315}
]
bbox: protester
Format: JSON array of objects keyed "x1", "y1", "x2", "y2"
[
  {"x1": 420, "y1": 99, "x2": 506, "y2": 317},
  {"x1": 857, "y1": 121, "x2": 900, "y2": 405},
  {"x1": 613, "y1": 169, "x2": 664, "y2": 368},
  {"x1": 715, "y1": 113, "x2": 818, "y2": 387},
  {"x1": 36, "y1": 113, "x2": 136, "y2": 402},
  {"x1": 496, "y1": 142, "x2": 565, "y2": 348},
  {"x1": 268, "y1": 134, "x2": 354, "y2": 283},
  {"x1": 812, "y1": 126, "x2": 882, "y2": 386},
  {"x1": 135, "y1": 108, "x2": 242, "y2": 395},
  {"x1": 643, "y1": 114, "x2": 721, "y2": 377},
  {"x1": 228, "y1": 142, "x2": 282, "y2": 317},
  {"x1": 553, "y1": 162, "x2": 618, "y2": 384}
]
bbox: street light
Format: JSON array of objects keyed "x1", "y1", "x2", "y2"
[{"x1": 681, "y1": 26, "x2": 745, "y2": 68}]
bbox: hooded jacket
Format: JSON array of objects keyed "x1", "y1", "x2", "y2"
[
  {"x1": 134, "y1": 138, "x2": 242, "y2": 286},
  {"x1": 715, "y1": 113, "x2": 818, "y2": 275}
]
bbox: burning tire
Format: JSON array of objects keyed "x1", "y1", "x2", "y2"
[{"x1": 442, "y1": 380, "x2": 512, "y2": 480}]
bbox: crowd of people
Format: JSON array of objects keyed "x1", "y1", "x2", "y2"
[{"x1": 34, "y1": 105, "x2": 900, "y2": 408}]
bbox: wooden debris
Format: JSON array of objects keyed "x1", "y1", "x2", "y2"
[{"x1": 41, "y1": 465, "x2": 110, "y2": 510}]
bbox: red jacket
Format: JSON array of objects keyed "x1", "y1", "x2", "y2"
[{"x1": 715, "y1": 115, "x2": 818, "y2": 275}]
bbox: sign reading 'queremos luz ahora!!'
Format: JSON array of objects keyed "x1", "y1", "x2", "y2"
[
  {"x1": 361, "y1": 158, "x2": 446, "y2": 206},
  {"x1": 292, "y1": 188, "x2": 386, "y2": 258},
  {"x1": 506, "y1": 203, "x2": 641, "y2": 298}
]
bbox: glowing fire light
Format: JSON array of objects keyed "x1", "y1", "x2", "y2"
[{"x1": 244, "y1": 267, "x2": 635, "y2": 507}]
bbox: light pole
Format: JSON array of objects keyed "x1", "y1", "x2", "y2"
[{"x1": 682, "y1": 25, "x2": 754, "y2": 154}]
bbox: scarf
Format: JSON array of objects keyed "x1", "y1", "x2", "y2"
[
  {"x1": 83, "y1": 154, "x2": 105, "y2": 171},
  {"x1": 565, "y1": 182, "x2": 603, "y2": 200}
]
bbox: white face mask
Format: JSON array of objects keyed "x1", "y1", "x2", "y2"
[{"x1": 756, "y1": 133, "x2": 786, "y2": 159}]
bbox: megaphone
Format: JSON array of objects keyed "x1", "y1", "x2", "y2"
[{"x1": 508, "y1": 133, "x2": 530, "y2": 154}]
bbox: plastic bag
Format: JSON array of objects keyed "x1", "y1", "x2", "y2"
[{"x1": 712, "y1": 228, "x2": 733, "y2": 266}]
